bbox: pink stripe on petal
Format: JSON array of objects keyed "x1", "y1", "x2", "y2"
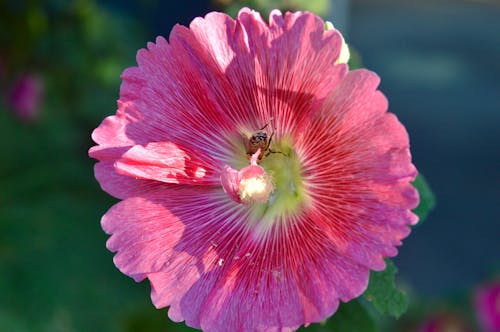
[
  {"x1": 195, "y1": 270, "x2": 307, "y2": 332},
  {"x1": 288, "y1": 217, "x2": 372, "y2": 301},
  {"x1": 304, "y1": 185, "x2": 416, "y2": 270},
  {"x1": 300, "y1": 69, "x2": 417, "y2": 191},
  {"x1": 372, "y1": 180, "x2": 420, "y2": 211},
  {"x1": 89, "y1": 99, "x2": 160, "y2": 161},
  {"x1": 120, "y1": 67, "x2": 147, "y2": 101},
  {"x1": 148, "y1": 257, "x2": 201, "y2": 311}
]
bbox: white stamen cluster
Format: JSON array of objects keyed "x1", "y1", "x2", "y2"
[{"x1": 238, "y1": 174, "x2": 274, "y2": 205}]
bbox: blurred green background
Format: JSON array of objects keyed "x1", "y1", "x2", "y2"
[{"x1": 0, "y1": 0, "x2": 498, "y2": 331}]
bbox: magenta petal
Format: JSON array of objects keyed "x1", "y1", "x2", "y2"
[{"x1": 130, "y1": 31, "x2": 239, "y2": 153}]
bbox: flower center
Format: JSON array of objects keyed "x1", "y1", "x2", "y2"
[
  {"x1": 238, "y1": 174, "x2": 274, "y2": 205},
  {"x1": 255, "y1": 136, "x2": 309, "y2": 221},
  {"x1": 225, "y1": 134, "x2": 310, "y2": 231}
]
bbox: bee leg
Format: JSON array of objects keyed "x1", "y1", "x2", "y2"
[
  {"x1": 263, "y1": 131, "x2": 274, "y2": 158},
  {"x1": 259, "y1": 117, "x2": 274, "y2": 131},
  {"x1": 268, "y1": 148, "x2": 288, "y2": 157},
  {"x1": 268, "y1": 131, "x2": 274, "y2": 147}
]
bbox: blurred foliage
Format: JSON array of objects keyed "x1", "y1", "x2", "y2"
[
  {"x1": 0, "y1": 0, "x2": 143, "y2": 125},
  {"x1": 380, "y1": 293, "x2": 480, "y2": 332},
  {"x1": 0, "y1": 1, "x2": 158, "y2": 331},
  {"x1": 298, "y1": 299, "x2": 377, "y2": 332},
  {"x1": 213, "y1": 0, "x2": 330, "y2": 18}
]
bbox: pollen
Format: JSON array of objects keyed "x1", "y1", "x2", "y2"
[{"x1": 238, "y1": 173, "x2": 274, "y2": 205}]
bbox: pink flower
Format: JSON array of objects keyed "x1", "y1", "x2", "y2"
[
  {"x1": 475, "y1": 279, "x2": 500, "y2": 332},
  {"x1": 7, "y1": 74, "x2": 44, "y2": 122},
  {"x1": 90, "y1": 8, "x2": 419, "y2": 331}
]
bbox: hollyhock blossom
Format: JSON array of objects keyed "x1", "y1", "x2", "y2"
[
  {"x1": 7, "y1": 73, "x2": 44, "y2": 122},
  {"x1": 475, "y1": 279, "x2": 500, "y2": 332},
  {"x1": 90, "y1": 8, "x2": 419, "y2": 332}
]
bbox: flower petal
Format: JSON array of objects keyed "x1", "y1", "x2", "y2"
[
  {"x1": 297, "y1": 69, "x2": 418, "y2": 270},
  {"x1": 114, "y1": 141, "x2": 219, "y2": 185},
  {"x1": 101, "y1": 186, "x2": 247, "y2": 304},
  {"x1": 93, "y1": 161, "x2": 166, "y2": 200},
  {"x1": 102, "y1": 185, "x2": 372, "y2": 331},
  {"x1": 234, "y1": 8, "x2": 348, "y2": 132},
  {"x1": 220, "y1": 165, "x2": 241, "y2": 203},
  {"x1": 95, "y1": 9, "x2": 348, "y2": 160},
  {"x1": 182, "y1": 218, "x2": 370, "y2": 332},
  {"x1": 89, "y1": 107, "x2": 135, "y2": 161}
]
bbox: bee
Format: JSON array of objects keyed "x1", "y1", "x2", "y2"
[{"x1": 245, "y1": 122, "x2": 276, "y2": 163}]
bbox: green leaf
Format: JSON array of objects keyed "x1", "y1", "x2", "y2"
[
  {"x1": 363, "y1": 260, "x2": 408, "y2": 318},
  {"x1": 298, "y1": 299, "x2": 376, "y2": 332},
  {"x1": 412, "y1": 174, "x2": 436, "y2": 223}
]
